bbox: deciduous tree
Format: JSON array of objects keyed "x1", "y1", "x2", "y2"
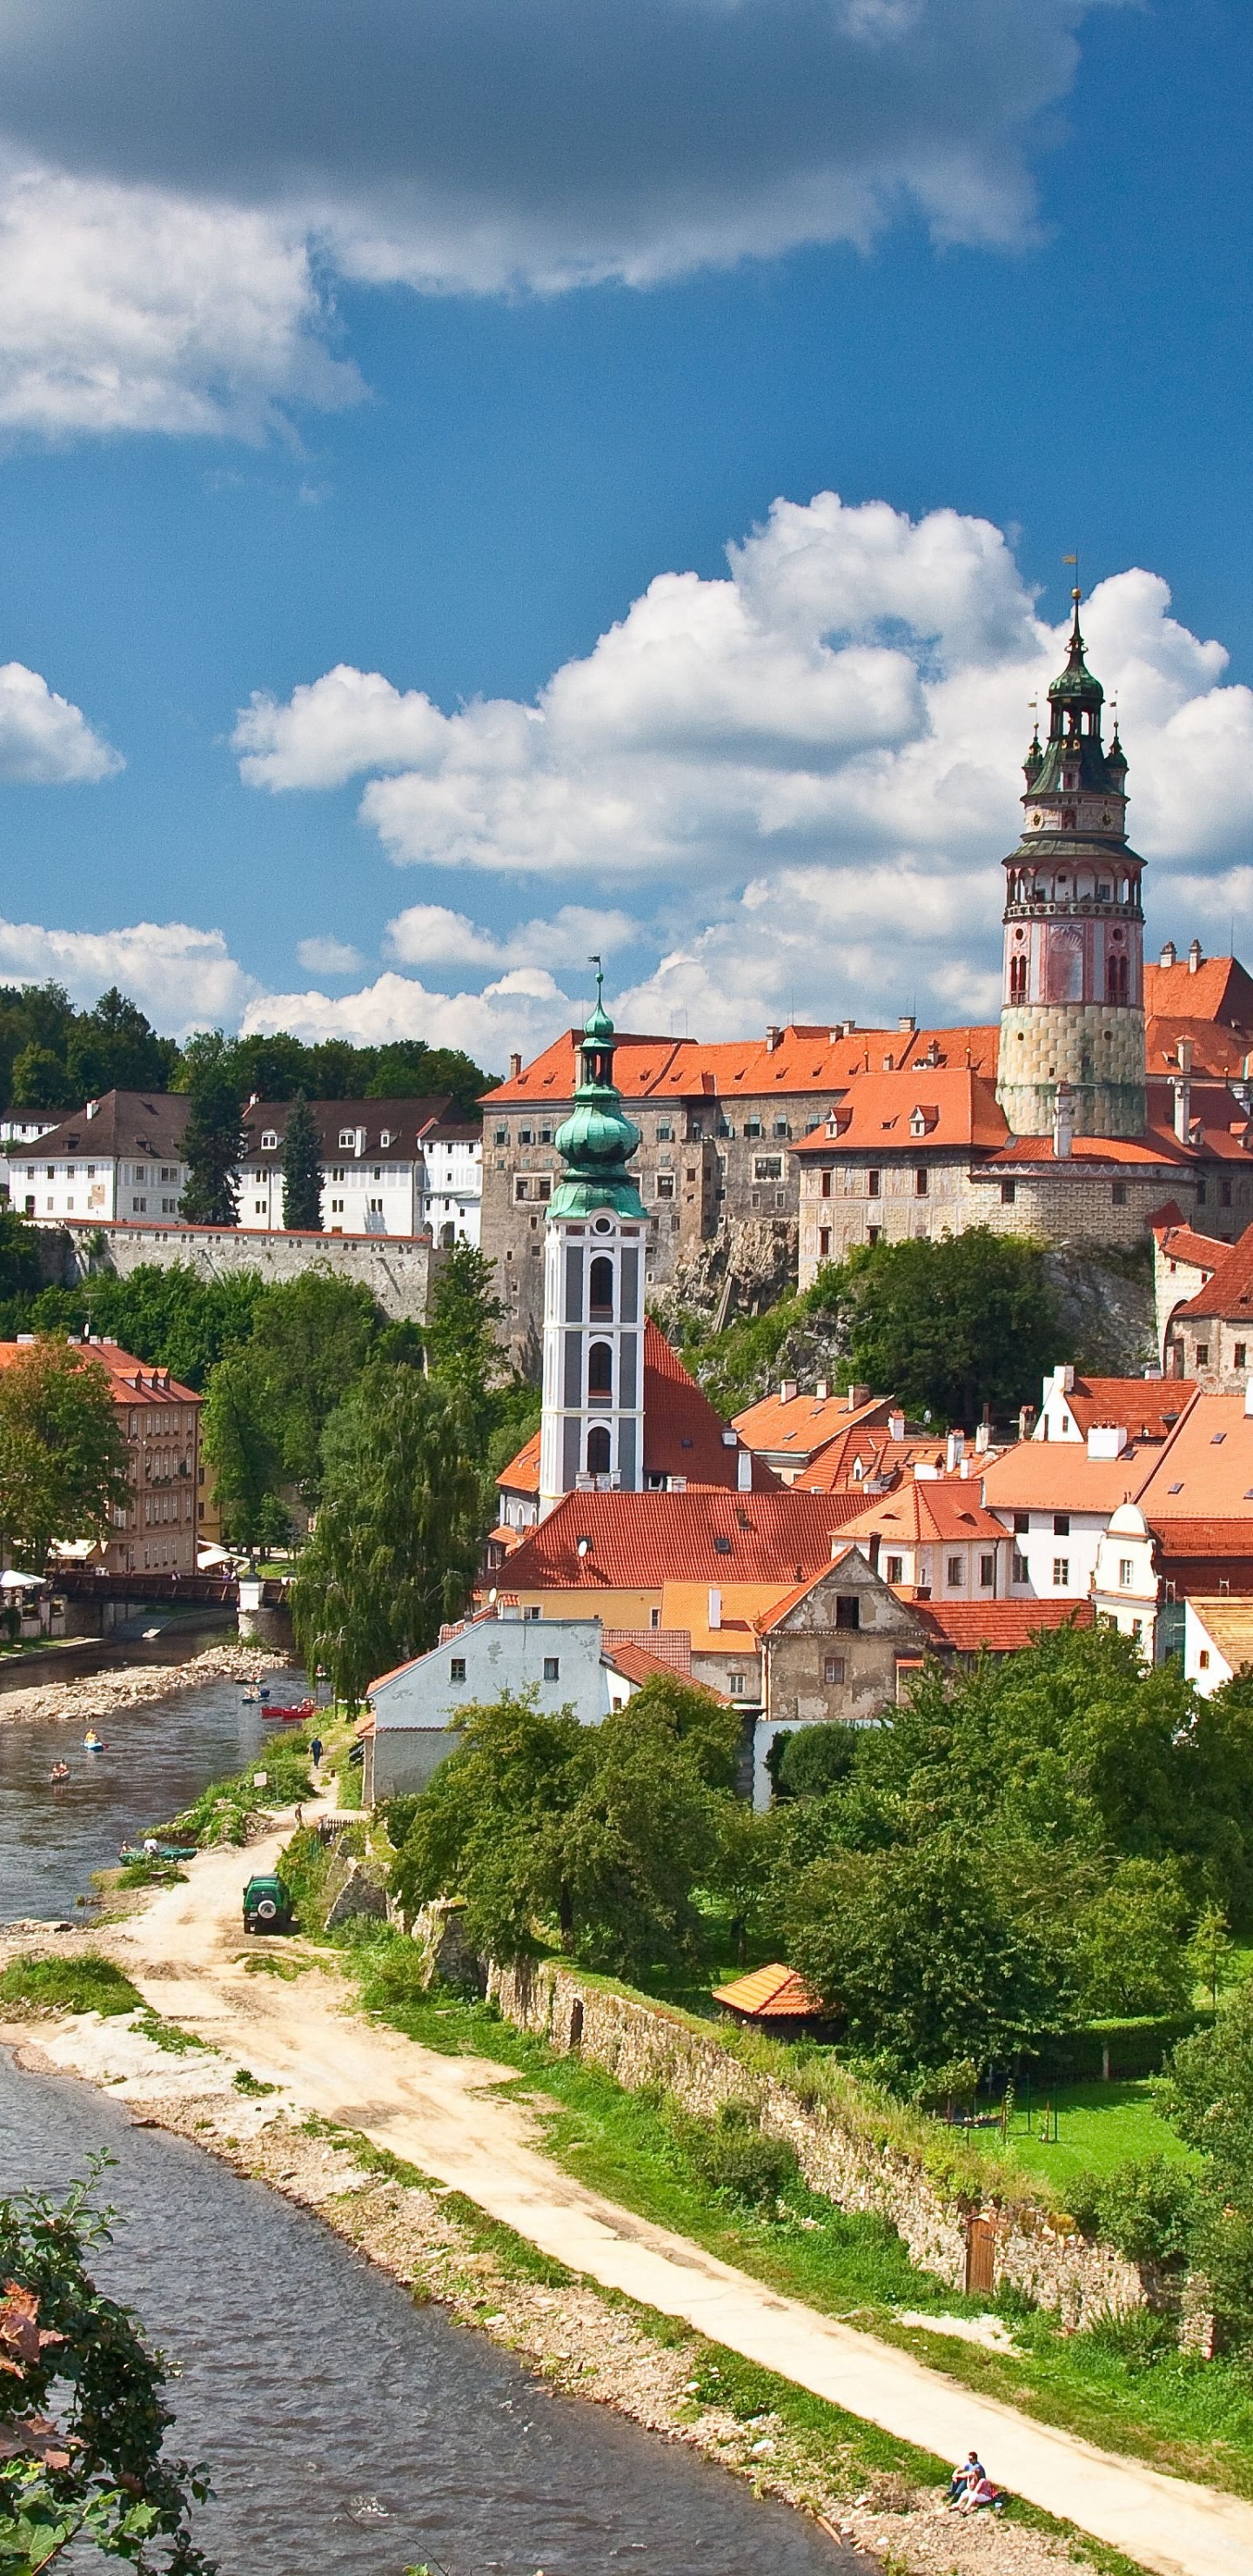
[{"x1": 0, "y1": 1338, "x2": 131, "y2": 1573}]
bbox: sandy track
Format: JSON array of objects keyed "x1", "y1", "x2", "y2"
[{"x1": 99, "y1": 1828, "x2": 1253, "y2": 2576}]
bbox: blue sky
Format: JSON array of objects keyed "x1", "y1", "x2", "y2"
[{"x1": 0, "y1": 0, "x2": 1251, "y2": 1067}]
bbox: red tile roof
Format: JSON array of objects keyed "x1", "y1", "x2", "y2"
[
  {"x1": 498, "y1": 1429, "x2": 541, "y2": 1494},
  {"x1": 499, "y1": 1489, "x2": 863, "y2": 1592},
  {"x1": 1172, "y1": 1224, "x2": 1253, "y2": 1323},
  {"x1": 1137, "y1": 1392, "x2": 1253, "y2": 1520},
  {"x1": 602, "y1": 1639, "x2": 727, "y2": 1695},
  {"x1": 0, "y1": 1339, "x2": 200, "y2": 1409},
  {"x1": 917, "y1": 1600, "x2": 1095, "y2": 1653},
  {"x1": 712, "y1": 1962, "x2": 825, "y2": 2018},
  {"x1": 980, "y1": 1443, "x2": 1157, "y2": 1513},
  {"x1": 1144, "y1": 953, "x2": 1253, "y2": 1029},
  {"x1": 836, "y1": 1481, "x2": 1008, "y2": 1546},
  {"x1": 1056, "y1": 1376, "x2": 1196, "y2": 1442},
  {"x1": 795, "y1": 1431, "x2": 950, "y2": 1493},
  {"x1": 731, "y1": 1387, "x2": 890, "y2": 1455},
  {"x1": 1154, "y1": 1214, "x2": 1223, "y2": 1274},
  {"x1": 793, "y1": 1068, "x2": 1008, "y2": 1156}
]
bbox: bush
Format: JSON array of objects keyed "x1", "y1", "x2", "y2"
[
  {"x1": 675, "y1": 2101, "x2": 799, "y2": 2210},
  {"x1": 0, "y1": 1952, "x2": 141, "y2": 2017},
  {"x1": 1065, "y1": 2154, "x2": 1199, "y2": 2266},
  {"x1": 768, "y1": 1724, "x2": 858, "y2": 1801}
]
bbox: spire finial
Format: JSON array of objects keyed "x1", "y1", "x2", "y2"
[{"x1": 590, "y1": 951, "x2": 604, "y2": 1010}]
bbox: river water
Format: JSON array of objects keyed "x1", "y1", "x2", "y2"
[
  {"x1": 0, "y1": 2049, "x2": 856, "y2": 2576},
  {"x1": 0, "y1": 1665, "x2": 312, "y2": 1922}
]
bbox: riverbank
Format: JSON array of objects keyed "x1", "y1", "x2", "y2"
[
  {"x1": 0, "y1": 1639, "x2": 294, "y2": 1732},
  {"x1": 0, "y1": 1994, "x2": 1120, "y2": 2576}
]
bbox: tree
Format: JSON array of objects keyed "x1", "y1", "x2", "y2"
[
  {"x1": 0, "y1": 1209, "x2": 42, "y2": 1303},
  {"x1": 200, "y1": 1352, "x2": 283, "y2": 1553},
  {"x1": 840, "y1": 1230, "x2": 1058, "y2": 1426},
  {"x1": 291, "y1": 1365, "x2": 486, "y2": 1705},
  {"x1": 178, "y1": 1036, "x2": 245, "y2": 1228},
  {"x1": 0, "y1": 1339, "x2": 131, "y2": 1573},
  {"x1": 0, "y1": 2164, "x2": 213, "y2": 2573},
  {"x1": 10, "y1": 1045, "x2": 68, "y2": 1111},
  {"x1": 392, "y1": 1675, "x2": 747, "y2": 1977},
  {"x1": 280, "y1": 1092, "x2": 322, "y2": 1232},
  {"x1": 783, "y1": 1832, "x2": 1074, "y2": 2081},
  {"x1": 1074, "y1": 1859, "x2": 1194, "y2": 2018},
  {"x1": 1188, "y1": 1902, "x2": 1237, "y2": 2010},
  {"x1": 65, "y1": 989, "x2": 174, "y2": 1102},
  {"x1": 1159, "y1": 1982, "x2": 1253, "y2": 2338},
  {"x1": 425, "y1": 1243, "x2": 505, "y2": 1435},
  {"x1": 237, "y1": 1272, "x2": 381, "y2": 1502}
]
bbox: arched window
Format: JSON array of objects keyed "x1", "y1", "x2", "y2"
[
  {"x1": 589, "y1": 1254, "x2": 613, "y2": 1317},
  {"x1": 1009, "y1": 953, "x2": 1029, "y2": 1003},
  {"x1": 1107, "y1": 952, "x2": 1129, "y2": 1004},
  {"x1": 588, "y1": 1340, "x2": 613, "y2": 1403},
  {"x1": 586, "y1": 1425, "x2": 611, "y2": 1474}
]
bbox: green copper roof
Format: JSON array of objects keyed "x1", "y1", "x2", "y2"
[
  {"x1": 549, "y1": 963, "x2": 646, "y2": 1220},
  {"x1": 1048, "y1": 591, "x2": 1104, "y2": 708}
]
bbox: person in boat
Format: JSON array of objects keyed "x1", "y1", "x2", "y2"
[{"x1": 50, "y1": 1761, "x2": 70, "y2": 1782}]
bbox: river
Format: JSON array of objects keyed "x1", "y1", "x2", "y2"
[
  {"x1": 0, "y1": 2048, "x2": 856, "y2": 2575},
  {"x1": 0, "y1": 1667, "x2": 312, "y2": 1922}
]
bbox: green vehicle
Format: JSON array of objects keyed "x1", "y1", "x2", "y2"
[{"x1": 242, "y1": 1871, "x2": 293, "y2": 1935}]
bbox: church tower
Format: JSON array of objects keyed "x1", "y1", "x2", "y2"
[
  {"x1": 995, "y1": 592, "x2": 1146, "y2": 1139},
  {"x1": 539, "y1": 968, "x2": 648, "y2": 1515}
]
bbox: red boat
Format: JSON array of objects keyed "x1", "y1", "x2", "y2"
[{"x1": 265, "y1": 1697, "x2": 317, "y2": 1721}]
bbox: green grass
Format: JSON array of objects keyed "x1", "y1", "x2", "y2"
[
  {"x1": 1006, "y1": 2081, "x2": 1194, "y2": 2191},
  {"x1": 0, "y1": 1951, "x2": 142, "y2": 2016},
  {"x1": 332, "y1": 1930, "x2": 1253, "y2": 2499}
]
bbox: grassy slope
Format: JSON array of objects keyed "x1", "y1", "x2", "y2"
[{"x1": 338, "y1": 1937, "x2": 1253, "y2": 2498}]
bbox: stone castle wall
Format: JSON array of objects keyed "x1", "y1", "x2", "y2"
[
  {"x1": 44, "y1": 1219, "x2": 446, "y2": 1323},
  {"x1": 995, "y1": 1003, "x2": 1147, "y2": 1137},
  {"x1": 798, "y1": 1154, "x2": 1191, "y2": 1290},
  {"x1": 487, "y1": 1954, "x2": 1147, "y2": 2324}
]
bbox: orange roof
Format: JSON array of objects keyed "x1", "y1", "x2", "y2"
[
  {"x1": 795, "y1": 1431, "x2": 950, "y2": 1492},
  {"x1": 732, "y1": 1387, "x2": 889, "y2": 1455},
  {"x1": 1144, "y1": 1077, "x2": 1253, "y2": 1164},
  {"x1": 602, "y1": 1639, "x2": 727, "y2": 1696},
  {"x1": 987, "y1": 1126, "x2": 1193, "y2": 1170},
  {"x1": 1154, "y1": 1215, "x2": 1223, "y2": 1274},
  {"x1": 486, "y1": 1020, "x2": 1008, "y2": 1112},
  {"x1": 500, "y1": 1489, "x2": 861, "y2": 1592},
  {"x1": 917, "y1": 1600, "x2": 1095, "y2": 1653},
  {"x1": 836, "y1": 1481, "x2": 1007, "y2": 1546},
  {"x1": 980, "y1": 1443, "x2": 1157, "y2": 1513},
  {"x1": 1146, "y1": 1016, "x2": 1253, "y2": 1080},
  {"x1": 793, "y1": 1067, "x2": 1008, "y2": 1157},
  {"x1": 1057, "y1": 1376, "x2": 1197, "y2": 1443},
  {"x1": 1137, "y1": 1392, "x2": 1253, "y2": 1522},
  {"x1": 712, "y1": 1962, "x2": 825, "y2": 2018},
  {"x1": 1143, "y1": 954, "x2": 1253, "y2": 1029},
  {"x1": 1173, "y1": 1224, "x2": 1253, "y2": 1323},
  {"x1": 0, "y1": 1338, "x2": 199, "y2": 1407},
  {"x1": 495, "y1": 1323, "x2": 776, "y2": 1498}
]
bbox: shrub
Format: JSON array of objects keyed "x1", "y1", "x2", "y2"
[
  {"x1": 1065, "y1": 2154, "x2": 1199, "y2": 2266},
  {"x1": 768, "y1": 1724, "x2": 858, "y2": 1801},
  {"x1": 675, "y1": 2101, "x2": 799, "y2": 2210}
]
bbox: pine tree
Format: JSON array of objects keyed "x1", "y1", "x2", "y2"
[
  {"x1": 179, "y1": 1036, "x2": 245, "y2": 1227},
  {"x1": 281, "y1": 1090, "x2": 323, "y2": 1231}
]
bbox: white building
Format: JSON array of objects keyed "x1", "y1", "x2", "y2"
[
  {"x1": 9, "y1": 1091, "x2": 190, "y2": 1225},
  {"x1": 1091, "y1": 1501, "x2": 1160, "y2": 1657},
  {"x1": 1183, "y1": 1594, "x2": 1253, "y2": 1695},
  {"x1": 238, "y1": 1097, "x2": 481, "y2": 1243},
  {"x1": 362, "y1": 1607, "x2": 625, "y2": 1801}
]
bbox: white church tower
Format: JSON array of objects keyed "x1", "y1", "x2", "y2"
[{"x1": 539, "y1": 966, "x2": 648, "y2": 1514}]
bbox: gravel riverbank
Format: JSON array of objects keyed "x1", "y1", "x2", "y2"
[{"x1": 0, "y1": 1640, "x2": 294, "y2": 1733}]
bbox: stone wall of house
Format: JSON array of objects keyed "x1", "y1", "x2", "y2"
[
  {"x1": 486, "y1": 1954, "x2": 1146, "y2": 2325},
  {"x1": 46, "y1": 1220, "x2": 446, "y2": 1322}
]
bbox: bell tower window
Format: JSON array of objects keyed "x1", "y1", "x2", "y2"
[
  {"x1": 588, "y1": 1341, "x2": 613, "y2": 1404},
  {"x1": 586, "y1": 1425, "x2": 611, "y2": 1475},
  {"x1": 1009, "y1": 953, "x2": 1028, "y2": 1003},
  {"x1": 589, "y1": 1254, "x2": 613, "y2": 1317}
]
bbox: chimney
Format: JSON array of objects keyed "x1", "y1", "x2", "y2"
[
  {"x1": 737, "y1": 1446, "x2": 753, "y2": 1491},
  {"x1": 1088, "y1": 1423, "x2": 1128, "y2": 1459},
  {"x1": 815, "y1": 1379, "x2": 829, "y2": 1399},
  {"x1": 766, "y1": 1025, "x2": 781, "y2": 1053},
  {"x1": 247, "y1": 1091, "x2": 258, "y2": 1108},
  {"x1": 707, "y1": 1586, "x2": 722, "y2": 1632},
  {"x1": 946, "y1": 1429, "x2": 965, "y2": 1472},
  {"x1": 1173, "y1": 1058, "x2": 1191, "y2": 1142},
  {"x1": 780, "y1": 1379, "x2": 799, "y2": 1403},
  {"x1": 1159, "y1": 940, "x2": 1176, "y2": 969},
  {"x1": 1018, "y1": 1404, "x2": 1033, "y2": 1442},
  {"x1": 1189, "y1": 938, "x2": 1203, "y2": 973},
  {"x1": 1052, "y1": 1082, "x2": 1074, "y2": 1160},
  {"x1": 846, "y1": 1383, "x2": 870, "y2": 1410},
  {"x1": 509, "y1": 1052, "x2": 522, "y2": 1079},
  {"x1": 888, "y1": 1408, "x2": 906, "y2": 1442},
  {"x1": 84, "y1": 1099, "x2": 97, "y2": 1120},
  {"x1": 975, "y1": 1421, "x2": 990, "y2": 1453},
  {"x1": 897, "y1": 1014, "x2": 916, "y2": 1036}
]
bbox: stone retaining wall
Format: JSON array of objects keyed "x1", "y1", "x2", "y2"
[
  {"x1": 44, "y1": 1221, "x2": 446, "y2": 1322},
  {"x1": 486, "y1": 1955, "x2": 1146, "y2": 2326}
]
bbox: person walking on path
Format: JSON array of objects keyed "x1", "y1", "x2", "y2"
[{"x1": 309, "y1": 1734, "x2": 324, "y2": 1769}]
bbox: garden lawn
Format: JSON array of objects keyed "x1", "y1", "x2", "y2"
[
  {"x1": 1004, "y1": 2082, "x2": 1195, "y2": 2191},
  {"x1": 338, "y1": 1931, "x2": 1253, "y2": 2498}
]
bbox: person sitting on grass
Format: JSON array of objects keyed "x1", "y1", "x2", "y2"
[
  {"x1": 962, "y1": 2471, "x2": 1003, "y2": 2515},
  {"x1": 946, "y1": 2451, "x2": 984, "y2": 2505}
]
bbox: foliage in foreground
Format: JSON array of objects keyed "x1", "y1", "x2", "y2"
[
  {"x1": 0, "y1": 2163, "x2": 214, "y2": 2572},
  {"x1": 0, "y1": 1339, "x2": 131, "y2": 1573}
]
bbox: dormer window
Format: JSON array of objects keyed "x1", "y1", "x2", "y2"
[
  {"x1": 379, "y1": 1130, "x2": 392, "y2": 1148},
  {"x1": 338, "y1": 1130, "x2": 354, "y2": 1149},
  {"x1": 260, "y1": 1130, "x2": 278, "y2": 1150}
]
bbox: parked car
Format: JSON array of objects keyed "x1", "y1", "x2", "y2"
[{"x1": 242, "y1": 1871, "x2": 293, "y2": 1935}]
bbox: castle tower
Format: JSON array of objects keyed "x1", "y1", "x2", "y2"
[
  {"x1": 995, "y1": 592, "x2": 1146, "y2": 1138},
  {"x1": 539, "y1": 968, "x2": 648, "y2": 1514}
]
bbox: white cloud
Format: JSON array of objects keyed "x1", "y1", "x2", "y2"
[
  {"x1": 0, "y1": 2, "x2": 1114, "y2": 438},
  {"x1": 384, "y1": 901, "x2": 640, "y2": 971},
  {"x1": 295, "y1": 934, "x2": 363, "y2": 973},
  {"x1": 0, "y1": 916, "x2": 256, "y2": 1033},
  {"x1": 239, "y1": 966, "x2": 579, "y2": 1066},
  {"x1": 0, "y1": 661, "x2": 121, "y2": 782},
  {"x1": 0, "y1": 159, "x2": 360, "y2": 439}
]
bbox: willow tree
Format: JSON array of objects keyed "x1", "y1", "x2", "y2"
[{"x1": 291, "y1": 1364, "x2": 486, "y2": 1706}]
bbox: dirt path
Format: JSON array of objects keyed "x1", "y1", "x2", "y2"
[{"x1": 97, "y1": 1829, "x2": 1253, "y2": 2576}]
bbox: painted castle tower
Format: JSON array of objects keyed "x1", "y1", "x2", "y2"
[
  {"x1": 539, "y1": 968, "x2": 648, "y2": 1513},
  {"x1": 995, "y1": 591, "x2": 1147, "y2": 1140}
]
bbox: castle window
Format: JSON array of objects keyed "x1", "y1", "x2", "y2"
[
  {"x1": 754, "y1": 1157, "x2": 782, "y2": 1180},
  {"x1": 1107, "y1": 952, "x2": 1129, "y2": 1003},
  {"x1": 589, "y1": 1255, "x2": 613, "y2": 1316},
  {"x1": 821, "y1": 1169, "x2": 832, "y2": 1197},
  {"x1": 1001, "y1": 1180, "x2": 1015, "y2": 1204},
  {"x1": 1112, "y1": 1182, "x2": 1128, "y2": 1205},
  {"x1": 1196, "y1": 1344, "x2": 1209, "y2": 1366},
  {"x1": 980, "y1": 1554, "x2": 995, "y2": 1588},
  {"x1": 655, "y1": 1173, "x2": 674, "y2": 1198},
  {"x1": 823, "y1": 1654, "x2": 846, "y2": 1686},
  {"x1": 868, "y1": 1169, "x2": 881, "y2": 1197},
  {"x1": 586, "y1": 1425, "x2": 611, "y2": 1474},
  {"x1": 915, "y1": 1168, "x2": 928, "y2": 1197},
  {"x1": 1236, "y1": 1343, "x2": 1247, "y2": 1368},
  {"x1": 819, "y1": 1228, "x2": 831, "y2": 1257},
  {"x1": 657, "y1": 1121, "x2": 673, "y2": 1140},
  {"x1": 1009, "y1": 955, "x2": 1028, "y2": 1003},
  {"x1": 587, "y1": 1341, "x2": 613, "y2": 1403},
  {"x1": 948, "y1": 1555, "x2": 962, "y2": 1587}
]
